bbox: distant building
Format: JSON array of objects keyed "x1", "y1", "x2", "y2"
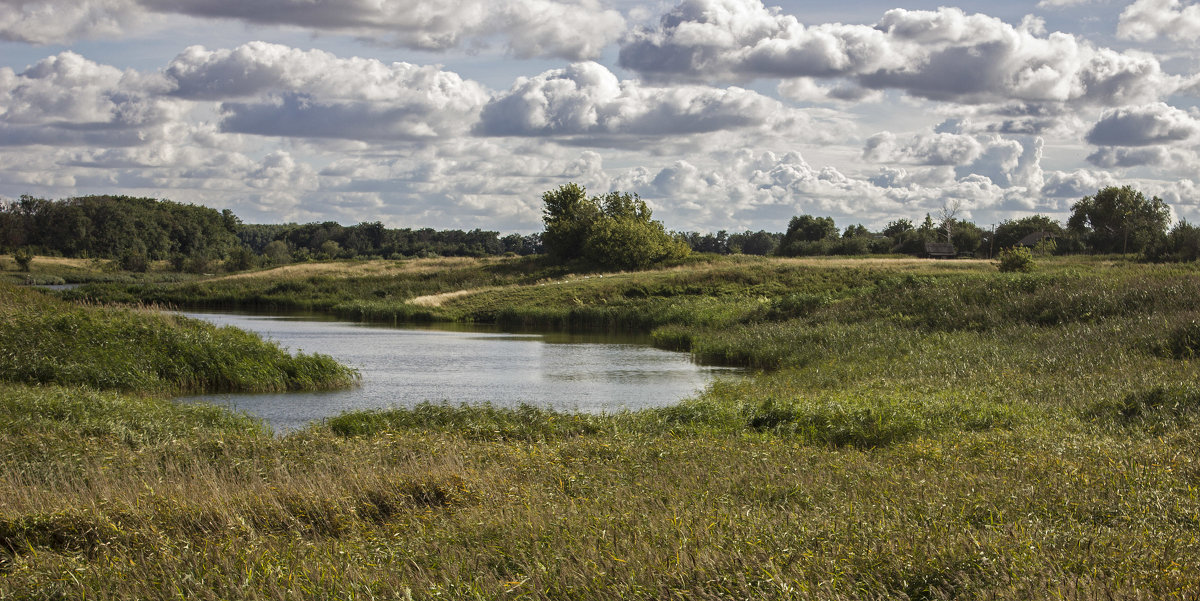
[
  {"x1": 1016, "y1": 231, "x2": 1056, "y2": 247},
  {"x1": 924, "y1": 242, "x2": 956, "y2": 258}
]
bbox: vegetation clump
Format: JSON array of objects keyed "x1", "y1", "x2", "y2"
[
  {"x1": 541, "y1": 183, "x2": 689, "y2": 269},
  {"x1": 0, "y1": 282, "x2": 357, "y2": 394},
  {"x1": 996, "y1": 245, "x2": 1035, "y2": 272}
]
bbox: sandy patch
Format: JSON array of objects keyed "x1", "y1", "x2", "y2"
[{"x1": 409, "y1": 289, "x2": 480, "y2": 307}]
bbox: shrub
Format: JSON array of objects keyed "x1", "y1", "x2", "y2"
[
  {"x1": 12, "y1": 247, "x2": 33, "y2": 272},
  {"x1": 997, "y1": 246, "x2": 1034, "y2": 272},
  {"x1": 118, "y1": 246, "x2": 149, "y2": 272}
]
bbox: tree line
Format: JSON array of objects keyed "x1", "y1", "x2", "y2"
[
  {"x1": 3, "y1": 185, "x2": 1198, "y2": 273},
  {"x1": 0, "y1": 194, "x2": 540, "y2": 272},
  {"x1": 678, "y1": 185, "x2": 1197, "y2": 263}
]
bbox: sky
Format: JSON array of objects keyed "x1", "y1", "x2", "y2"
[{"x1": 2, "y1": 0, "x2": 1200, "y2": 234}]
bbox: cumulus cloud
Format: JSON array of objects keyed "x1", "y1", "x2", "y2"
[
  {"x1": 777, "y1": 78, "x2": 881, "y2": 104},
  {"x1": 620, "y1": 0, "x2": 1177, "y2": 106},
  {"x1": 1086, "y1": 146, "x2": 1200, "y2": 170},
  {"x1": 1041, "y1": 169, "x2": 1122, "y2": 197},
  {"x1": 1118, "y1": 0, "x2": 1200, "y2": 43},
  {"x1": 1085, "y1": 103, "x2": 1200, "y2": 146},
  {"x1": 863, "y1": 131, "x2": 984, "y2": 166},
  {"x1": 475, "y1": 61, "x2": 814, "y2": 141},
  {"x1": 0, "y1": 51, "x2": 182, "y2": 147},
  {"x1": 165, "y1": 42, "x2": 490, "y2": 141},
  {"x1": 0, "y1": 0, "x2": 623, "y2": 59},
  {"x1": 603, "y1": 149, "x2": 889, "y2": 230},
  {"x1": 0, "y1": 0, "x2": 150, "y2": 44},
  {"x1": 864, "y1": 129, "x2": 1046, "y2": 190}
]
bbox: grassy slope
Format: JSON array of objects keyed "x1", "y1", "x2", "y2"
[{"x1": 4, "y1": 255, "x2": 1200, "y2": 598}]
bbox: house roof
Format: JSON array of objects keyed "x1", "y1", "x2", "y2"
[{"x1": 1016, "y1": 231, "x2": 1056, "y2": 246}]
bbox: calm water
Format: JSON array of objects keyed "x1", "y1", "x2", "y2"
[{"x1": 177, "y1": 312, "x2": 739, "y2": 432}]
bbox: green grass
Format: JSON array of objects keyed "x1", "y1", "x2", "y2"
[
  {"x1": 4, "y1": 255, "x2": 1200, "y2": 598},
  {"x1": 0, "y1": 283, "x2": 358, "y2": 394}
]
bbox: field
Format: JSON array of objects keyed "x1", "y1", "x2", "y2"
[{"x1": 3, "y1": 254, "x2": 1200, "y2": 599}]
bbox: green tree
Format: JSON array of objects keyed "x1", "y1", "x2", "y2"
[
  {"x1": 541, "y1": 183, "x2": 599, "y2": 261},
  {"x1": 224, "y1": 246, "x2": 259, "y2": 272},
  {"x1": 118, "y1": 240, "x2": 149, "y2": 272},
  {"x1": 949, "y1": 220, "x2": 984, "y2": 256},
  {"x1": 1068, "y1": 186, "x2": 1170, "y2": 254},
  {"x1": 541, "y1": 184, "x2": 687, "y2": 269},
  {"x1": 319, "y1": 240, "x2": 343, "y2": 260},
  {"x1": 1145, "y1": 220, "x2": 1200, "y2": 262},
  {"x1": 262, "y1": 240, "x2": 292, "y2": 265},
  {"x1": 994, "y1": 215, "x2": 1063, "y2": 250},
  {"x1": 777, "y1": 215, "x2": 838, "y2": 256}
]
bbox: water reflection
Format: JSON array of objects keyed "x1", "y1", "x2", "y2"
[{"x1": 177, "y1": 312, "x2": 738, "y2": 432}]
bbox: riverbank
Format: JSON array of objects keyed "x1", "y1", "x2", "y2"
[{"x1": 3, "y1": 255, "x2": 1200, "y2": 598}]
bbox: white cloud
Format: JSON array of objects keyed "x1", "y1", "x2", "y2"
[
  {"x1": 1040, "y1": 169, "x2": 1122, "y2": 197},
  {"x1": 0, "y1": 0, "x2": 150, "y2": 44},
  {"x1": 166, "y1": 42, "x2": 490, "y2": 141},
  {"x1": 1085, "y1": 103, "x2": 1200, "y2": 146},
  {"x1": 1118, "y1": 0, "x2": 1200, "y2": 43},
  {"x1": 863, "y1": 131, "x2": 984, "y2": 166},
  {"x1": 621, "y1": 0, "x2": 1178, "y2": 106},
  {"x1": 776, "y1": 78, "x2": 881, "y2": 104},
  {"x1": 1037, "y1": 0, "x2": 1096, "y2": 6},
  {"x1": 0, "y1": 51, "x2": 181, "y2": 147},
  {"x1": 1086, "y1": 146, "x2": 1200, "y2": 170},
  {"x1": 475, "y1": 61, "x2": 816, "y2": 141},
  {"x1": 0, "y1": 0, "x2": 624, "y2": 59}
]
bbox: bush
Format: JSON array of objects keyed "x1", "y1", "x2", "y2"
[
  {"x1": 12, "y1": 247, "x2": 32, "y2": 272},
  {"x1": 997, "y1": 246, "x2": 1034, "y2": 272},
  {"x1": 118, "y1": 247, "x2": 149, "y2": 272}
]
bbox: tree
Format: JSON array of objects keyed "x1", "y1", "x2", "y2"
[
  {"x1": 541, "y1": 183, "x2": 599, "y2": 261},
  {"x1": 949, "y1": 220, "x2": 984, "y2": 256},
  {"x1": 1144, "y1": 220, "x2": 1200, "y2": 263},
  {"x1": 1068, "y1": 186, "x2": 1170, "y2": 254},
  {"x1": 318, "y1": 240, "x2": 342, "y2": 260},
  {"x1": 540, "y1": 184, "x2": 688, "y2": 269},
  {"x1": 728, "y1": 230, "x2": 780, "y2": 256},
  {"x1": 994, "y1": 215, "x2": 1064, "y2": 250},
  {"x1": 938, "y1": 199, "x2": 961, "y2": 243},
  {"x1": 777, "y1": 215, "x2": 838, "y2": 256},
  {"x1": 882, "y1": 219, "x2": 914, "y2": 238},
  {"x1": 263, "y1": 240, "x2": 292, "y2": 265}
]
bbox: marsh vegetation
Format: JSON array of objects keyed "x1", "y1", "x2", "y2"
[{"x1": 2, "y1": 253, "x2": 1200, "y2": 598}]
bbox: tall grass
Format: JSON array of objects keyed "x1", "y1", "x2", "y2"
[
  {"x1": 4, "y1": 256, "x2": 1200, "y2": 598},
  {"x1": 0, "y1": 283, "x2": 358, "y2": 394}
]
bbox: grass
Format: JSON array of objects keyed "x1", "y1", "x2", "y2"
[
  {"x1": 0, "y1": 282, "x2": 358, "y2": 394},
  {"x1": 0, "y1": 254, "x2": 200, "y2": 286},
  {"x1": 3, "y1": 254, "x2": 1200, "y2": 598}
]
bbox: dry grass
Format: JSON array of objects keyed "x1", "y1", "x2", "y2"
[
  {"x1": 207, "y1": 257, "x2": 497, "y2": 282},
  {"x1": 0, "y1": 255, "x2": 104, "y2": 269}
]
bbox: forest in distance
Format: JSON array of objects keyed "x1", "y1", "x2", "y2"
[{"x1": 3, "y1": 183, "x2": 1199, "y2": 277}]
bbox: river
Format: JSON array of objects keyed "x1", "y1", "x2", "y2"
[{"x1": 177, "y1": 312, "x2": 739, "y2": 432}]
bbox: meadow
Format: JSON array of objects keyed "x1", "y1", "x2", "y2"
[{"x1": 3, "y1": 254, "x2": 1200, "y2": 599}]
